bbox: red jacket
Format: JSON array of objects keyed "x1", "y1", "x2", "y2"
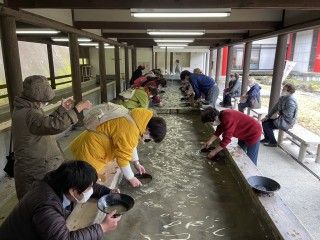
[{"x1": 214, "y1": 109, "x2": 262, "y2": 148}]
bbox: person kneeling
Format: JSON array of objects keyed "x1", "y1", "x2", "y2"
[
  {"x1": 201, "y1": 107, "x2": 262, "y2": 165},
  {"x1": 0, "y1": 161, "x2": 121, "y2": 240}
]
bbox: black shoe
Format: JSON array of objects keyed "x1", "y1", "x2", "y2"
[
  {"x1": 260, "y1": 139, "x2": 268, "y2": 143},
  {"x1": 263, "y1": 142, "x2": 277, "y2": 147}
]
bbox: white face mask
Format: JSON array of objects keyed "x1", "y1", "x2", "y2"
[
  {"x1": 140, "y1": 133, "x2": 153, "y2": 144},
  {"x1": 74, "y1": 187, "x2": 93, "y2": 204},
  {"x1": 39, "y1": 102, "x2": 48, "y2": 108},
  {"x1": 281, "y1": 90, "x2": 289, "y2": 96}
]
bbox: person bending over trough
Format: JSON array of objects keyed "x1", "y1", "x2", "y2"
[
  {"x1": 69, "y1": 107, "x2": 167, "y2": 187},
  {"x1": 0, "y1": 160, "x2": 121, "y2": 240},
  {"x1": 201, "y1": 107, "x2": 262, "y2": 165},
  {"x1": 180, "y1": 70, "x2": 219, "y2": 107}
]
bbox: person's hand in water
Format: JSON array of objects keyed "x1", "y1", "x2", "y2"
[
  {"x1": 207, "y1": 146, "x2": 223, "y2": 160},
  {"x1": 100, "y1": 210, "x2": 121, "y2": 233},
  {"x1": 134, "y1": 162, "x2": 146, "y2": 175},
  {"x1": 129, "y1": 177, "x2": 142, "y2": 187}
]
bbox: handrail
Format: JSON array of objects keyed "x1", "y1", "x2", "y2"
[{"x1": 0, "y1": 75, "x2": 73, "y2": 99}]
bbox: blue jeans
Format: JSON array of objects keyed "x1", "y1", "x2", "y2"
[
  {"x1": 238, "y1": 140, "x2": 260, "y2": 165},
  {"x1": 262, "y1": 119, "x2": 278, "y2": 144},
  {"x1": 206, "y1": 85, "x2": 220, "y2": 107}
]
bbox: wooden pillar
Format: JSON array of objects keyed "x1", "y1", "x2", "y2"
[
  {"x1": 152, "y1": 50, "x2": 155, "y2": 69},
  {"x1": 170, "y1": 52, "x2": 173, "y2": 74},
  {"x1": 165, "y1": 47, "x2": 168, "y2": 74},
  {"x1": 269, "y1": 34, "x2": 288, "y2": 111},
  {"x1": 225, "y1": 45, "x2": 234, "y2": 88},
  {"x1": 98, "y1": 42, "x2": 107, "y2": 102},
  {"x1": 131, "y1": 48, "x2": 137, "y2": 71},
  {"x1": 69, "y1": 33, "x2": 83, "y2": 102},
  {"x1": 209, "y1": 48, "x2": 214, "y2": 77},
  {"x1": 114, "y1": 46, "x2": 121, "y2": 97},
  {"x1": 215, "y1": 48, "x2": 222, "y2": 84},
  {"x1": 47, "y1": 44, "x2": 56, "y2": 89},
  {"x1": 155, "y1": 52, "x2": 158, "y2": 69},
  {"x1": 0, "y1": 16, "x2": 23, "y2": 113},
  {"x1": 124, "y1": 47, "x2": 129, "y2": 87},
  {"x1": 241, "y1": 42, "x2": 252, "y2": 95}
]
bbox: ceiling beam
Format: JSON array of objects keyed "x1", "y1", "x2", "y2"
[
  {"x1": 0, "y1": 7, "x2": 131, "y2": 48},
  {"x1": 75, "y1": 21, "x2": 280, "y2": 30},
  {"x1": 219, "y1": 17, "x2": 320, "y2": 47},
  {"x1": 102, "y1": 33, "x2": 245, "y2": 39},
  {"x1": 8, "y1": 0, "x2": 320, "y2": 9}
]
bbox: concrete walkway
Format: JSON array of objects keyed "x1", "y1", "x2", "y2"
[{"x1": 258, "y1": 144, "x2": 320, "y2": 240}]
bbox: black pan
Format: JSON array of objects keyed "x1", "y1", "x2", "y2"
[
  {"x1": 134, "y1": 173, "x2": 153, "y2": 184},
  {"x1": 247, "y1": 176, "x2": 281, "y2": 194},
  {"x1": 97, "y1": 193, "x2": 135, "y2": 217}
]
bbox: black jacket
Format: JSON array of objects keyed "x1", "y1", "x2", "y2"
[{"x1": 0, "y1": 180, "x2": 111, "y2": 240}]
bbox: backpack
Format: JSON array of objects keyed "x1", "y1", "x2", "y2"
[{"x1": 84, "y1": 102, "x2": 133, "y2": 131}]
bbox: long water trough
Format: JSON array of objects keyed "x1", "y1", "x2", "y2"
[{"x1": 67, "y1": 81, "x2": 312, "y2": 240}]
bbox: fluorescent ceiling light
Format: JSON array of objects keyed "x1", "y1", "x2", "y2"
[
  {"x1": 79, "y1": 43, "x2": 99, "y2": 46},
  {"x1": 16, "y1": 29, "x2": 60, "y2": 35},
  {"x1": 131, "y1": 8, "x2": 230, "y2": 18},
  {"x1": 160, "y1": 46, "x2": 185, "y2": 49},
  {"x1": 158, "y1": 43, "x2": 188, "y2": 47},
  {"x1": 148, "y1": 30, "x2": 204, "y2": 36},
  {"x1": 154, "y1": 39, "x2": 194, "y2": 43},
  {"x1": 51, "y1": 37, "x2": 92, "y2": 42}
]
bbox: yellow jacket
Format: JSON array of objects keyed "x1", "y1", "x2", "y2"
[{"x1": 69, "y1": 108, "x2": 153, "y2": 172}]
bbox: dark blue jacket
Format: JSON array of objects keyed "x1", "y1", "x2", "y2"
[
  {"x1": 189, "y1": 74, "x2": 216, "y2": 99},
  {"x1": 247, "y1": 83, "x2": 261, "y2": 103}
]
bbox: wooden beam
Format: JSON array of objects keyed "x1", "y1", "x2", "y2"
[
  {"x1": 241, "y1": 42, "x2": 252, "y2": 95},
  {"x1": 103, "y1": 33, "x2": 245, "y2": 39},
  {"x1": 164, "y1": 47, "x2": 168, "y2": 74},
  {"x1": 155, "y1": 52, "x2": 158, "y2": 69},
  {"x1": 114, "y1": 46, "x2": 121, "y2": 97},
  {"x1": 0, "y1": 7, "x2": 128, "y2": 48},
  {"x1": 69, "y1": 33, "x2": 84, "y2": 123},
  {"x1": 124, "y1": 47, "x2": 129, "y2": 87},
  {"x1": 75, "y1": 21, "x2": 279, "y2": 30},
  {"x1": 8, "y1": 0, "x2": 320, "y2": 9},
  {"x1": 131, "y1": 48, "x2": 137, "y2": 71},
  {"x1": 215, "y1": 48, "x2": 222, "y2": 84},
  {"x1": 169, "y1": 52, "x2": 173, "y2": 74},
  {"x1": 209, "y1": 48, "x2": 214, "y2": 77},
  {"x1": 98, "y1": 42, "x2": 107, "y2": 102},
  {"x1": 220, "y1": 17, "x2": 320, "y2": 48},
  {"x1": 47, "y1": 44, "x2": 56, "y2": 89},
  {"x1": 269, "y1": 34, "x2": 288, "y2": 111},
  {"x1": 0, "y1": 15, "x2": 23, "y2": 113},
  {"x1": 225, "y1": 45, "x2": 234, "y2": 88},
  {"x1": 151, "y1": 50, "x2": 155, "y2": 69}
]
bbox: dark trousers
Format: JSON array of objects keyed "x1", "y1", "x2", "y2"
[
  {"x1": 238, "y1": 102, "x2": 250, "y2": 112},
  {"x1": 238, "y1": 140, "x2": 260, "y2": 165},
  {"x1": 262, "y1": 119, "x2": 278, "y2": 144},
  {"x1": 223, "y1": 94, "x2": 232, "y2": 106}
]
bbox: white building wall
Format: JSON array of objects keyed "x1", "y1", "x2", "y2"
[
  {"x1": 190, "y1": 52, "x2": 206, "y2": 73},
  {"x1": 293, "y1": 30, "x2": 314, "y2": 73},
  {"x1": 259, "y1": 48, "x2": 276, "y2": 70}
]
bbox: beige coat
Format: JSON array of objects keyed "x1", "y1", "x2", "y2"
[{"x1": 12, "y1": 97, "x2": 78, "y2": 199}]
